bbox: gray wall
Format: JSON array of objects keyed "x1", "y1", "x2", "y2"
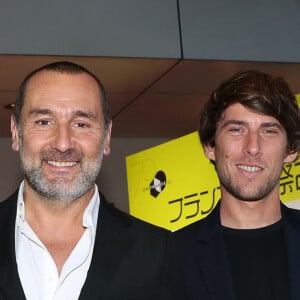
[
  {"x1": 179, "y1": 0, "x2": 300, "y2": 62},
  {"x1": 1, "y1": 0, "x2": 300, "y2": 62},
  {"x1": 0, "y1": 0, "x2": 181, "y2": 58}
]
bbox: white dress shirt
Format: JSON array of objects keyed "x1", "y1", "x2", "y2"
[{"x1": 15, "y1": 181, "x2": 100, "y2": 300}]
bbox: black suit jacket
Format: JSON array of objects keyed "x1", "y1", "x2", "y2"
[
  {"x1": 0, "y1": 190, "x2": 183, "y2": 300},
  {"x1": 174, "y1": 202, "x2": 300, "y2": 300}
]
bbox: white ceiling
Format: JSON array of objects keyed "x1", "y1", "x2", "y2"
[{"x1": 1, "y1": 55, "x2": 300, "y2": 138}]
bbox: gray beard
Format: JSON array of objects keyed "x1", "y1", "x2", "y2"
[
  {"x1": 23, "y1": 162, "x2": 101, "y2": 204},
  {"x1": 19, "y1": 141, "x2": 104, "y2": 206}
]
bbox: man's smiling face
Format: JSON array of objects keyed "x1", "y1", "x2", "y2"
[
  {"x1": 204, "y1": 102, "x2": 297, "y2": 202},
  {"x1": 11, "y1": 70, "x2": 111, "y2": 204}
]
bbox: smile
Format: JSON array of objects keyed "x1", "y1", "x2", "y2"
[
  {"x1": 47, "y1": 161, "x2": 77, "y2": 167},
  {"x1": 237, "y1": 165, "x2": 262, "y2": 172}
]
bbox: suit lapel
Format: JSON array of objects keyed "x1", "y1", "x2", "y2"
[
  {"x1": 0, "y1": 190, "x2": 26, "y2": 299},
  {"x1": 176, "y1": 204, "x2": 235, "y2": 300},
  {"x1": 0, "y1": 191, "x2": 133, "y2": 300},
  {"x1": 194, "y1": 206, "x2": 236, "y2": 300},
  {"x1": 282, "y1": 204, "x2": 300, "y2": 300},
  {"x1": 79, "y1": 196, "x2": 133, "y2": 300}
]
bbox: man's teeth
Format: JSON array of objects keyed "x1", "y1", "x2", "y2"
[
  {"x1": 237, "y1": 165, "x2": 261, "y2": 172},
  {"x1": 47, "y1": 161, "x2": 77, "y2": 167}
]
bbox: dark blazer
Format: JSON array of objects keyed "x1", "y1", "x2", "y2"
[
  {"x1": 174, "y1": 202, "x2": 300, "y2": 300},
  {"x1": 0, "y1": 190, "x2": 183, "y2": 300}
]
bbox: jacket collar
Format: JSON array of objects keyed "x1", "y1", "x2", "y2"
[
  {"x1": 0, "y1": 190, "x2": 133, "y2": 300},
  {"x1": 0, "y1": 190, "x2": 26, "y2": 299},
  {"x1": 194, "y1": 203, "x2": 236, "y2": 300},
  {"x1": 180, "y1": 202, "x2": 300, "y2": 300},
  {"x1": 281, "y1": 203, "x2": 300, "y2": 300},
  {"x1": 79, "y1": 193, "x2": 133, "y2": 299}
]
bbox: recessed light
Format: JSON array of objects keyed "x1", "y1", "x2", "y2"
[{"x1": 4, "y1": 104, "x2": 15, "y2": 110}]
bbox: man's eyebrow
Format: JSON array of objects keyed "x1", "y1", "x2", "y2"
[
  {"x1": 220, "y1": 119, "x2": 283, "y2": 130},
  {"x1": 260, "y1": 122, "x2": 284, "y2": 130},
  {"x1": 28, "y1": 109, "x2": 52, "y2": 117},
  {"x1": 220, "y1": 120, "x2": 246, "y2": 129},
  {"x1": 74, "y1": 110, "x2": 97, "y2": 120},
  {"x1": 28, "y1": 109, "x2": 97, "y2": 120}
]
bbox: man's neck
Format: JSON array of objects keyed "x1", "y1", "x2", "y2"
[
  {"x1": 22, "y1": 184, "x2": 94, "y2": 274},
  {"x1": 220, "y1": 195, "x2": 282, "y2": 229}
]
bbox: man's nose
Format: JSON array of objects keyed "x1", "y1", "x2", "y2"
[
  {"x1": 51, "y1": 125, "x2": 74, "y2": 152},
  {"x1": 244, "y1": 132, "x2": 262, "y2": 156}
]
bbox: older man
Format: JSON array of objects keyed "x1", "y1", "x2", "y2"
[{"x1": 0, "y1": 61, "x2": 181, "y2": 300}]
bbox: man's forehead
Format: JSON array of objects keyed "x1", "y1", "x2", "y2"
[
  {"x1": 222, "y1": 103, "x2": 275, "y2": 119},
  {"x1": 22, "y1": 71, "x2": 103, "y2": 114},
  {"x1": 217, "y1": 103, "x2": 282, "y2": 128},
  {"x1": 24, "y1": 70, "x2": 101, "y2": 99}
]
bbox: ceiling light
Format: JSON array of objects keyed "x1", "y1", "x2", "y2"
[{"x1": 4, "y1": 104, "x2": 15, "y2": 110}]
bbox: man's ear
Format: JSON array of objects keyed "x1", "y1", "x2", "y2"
[
  {"x1": 203, "y1": 143, "x2": 215, "y2": 161},
  {"x1": 11, "y1": 114, "x2": 20, "y2": 152},
  {"x1": 284, "y1": 150, "x2": 298, "y2": 164},
  {"x1": 103, "y1": 121, "x2": 112, "y2": 156}
]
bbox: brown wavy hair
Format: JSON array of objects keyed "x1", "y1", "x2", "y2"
[{"x1": 199, "y1": 70, "x2": 300, "y2": 153}]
